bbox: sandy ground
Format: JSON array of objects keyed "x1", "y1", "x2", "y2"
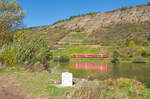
[{"x1": 0, "y1": 75, "x2": 29, "y2": 99}]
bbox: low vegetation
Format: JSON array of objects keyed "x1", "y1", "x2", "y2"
[
  {"x1": 120, "y1": 6, "x2": 128, "y2": 11},
  {"x1": 53, "y1": 56, "x2": 70, "y2": 62},
  {"x1": 111, "y1": 50, "x2": 120, "y2": 63},
  {"x1": 0, "y1": 69, "x2": 74, "y2": 99},
  {"x1": 132, "y1": 56, "x2": 146, "y2": 63},
  {"x1": 0, "y1": 32, "x2": 52, "y2": 69},
  {"x1": 70, "y1": 78, "x2": 150, "y2": 99},
  {"x1": 147, "y1": 2, "x2": 150, "y2": 6},
  {"x1": 53, "y1": 45, "x2": 104, "y2": 56},
  {"x1": 0, "y1": 70, "x2": 150, "y2": 99}
]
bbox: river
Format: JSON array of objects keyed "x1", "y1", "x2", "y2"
[{"x1": 51, "y1": 61, "x2": 150, "y2": 87}]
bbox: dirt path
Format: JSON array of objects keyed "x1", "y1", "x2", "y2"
[{"x1": 0, "y1": 75, "x2": 29, "y2": 99}]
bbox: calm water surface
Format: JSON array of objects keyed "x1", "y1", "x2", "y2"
[{"x1": 52, "y1": 61, "x2": 150, "y2": 87}]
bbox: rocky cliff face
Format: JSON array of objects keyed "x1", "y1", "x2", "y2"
[{"x1": 52, "y1": 5, "x2": 150, "y2": 32}]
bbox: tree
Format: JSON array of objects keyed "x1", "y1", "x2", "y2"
[
  {"x1": 147, "y1": 2, "x2": 150, "y2": 6},
  {"x1": 120, "y1": 6, "x2": 128, "y2": 11},
  {"x1": 128, "y1": 40, "x2": 136, "y2": 47},
  {"x1": 147, "y1": 34, "x2": 150, "y2": 41},
  {"x1": 136, "y1": 47, "x2": 148, "y2": 57},
  {"x1": 111, "y1": 50, "x2": 120, "y2": 64},
  {"x1": 0, "y1": 0, "x2": 25, "y2": 46}
]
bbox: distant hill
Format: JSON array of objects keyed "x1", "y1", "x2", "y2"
[
  {"x1": 20, "y1": 4, "x2": 150, "y2": 48},
  {"x1": 52, "y1": 5, "x2": 150, "y2": 32}
]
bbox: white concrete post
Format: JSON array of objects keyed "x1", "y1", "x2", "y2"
[{"x1": 62, "y1": 72, "x2": 73, "y2": 86}]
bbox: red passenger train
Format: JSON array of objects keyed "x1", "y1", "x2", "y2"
[{"x1": 72, "y1": 54, "x2": 108, "y2": 58}]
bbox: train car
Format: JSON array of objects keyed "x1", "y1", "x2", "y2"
[{"x1": 72, "y1": 54, "x2": 108, "y2": 58}]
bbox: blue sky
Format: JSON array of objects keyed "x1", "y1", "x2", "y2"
[{"x1": 16, "y1": 0, "x2": 150, "y2": 27}]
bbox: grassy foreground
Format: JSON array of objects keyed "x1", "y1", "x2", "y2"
[
  {"x1": 0, "y1": 69, "x2": 74, "y2": 99},
  {"x1": 0, "y1": 68, "x2": 150, "y2": 99},
  {"x1": 70, "y1": 78, "x2": 150, "y2": 99}
]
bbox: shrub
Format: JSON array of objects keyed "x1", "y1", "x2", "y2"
[
  {"x1": 0, "y1": 43, "x2": 17, "y2": 66},
  {"x1": 142, "y1": 42, "x2": 149, "y2": 46},
  {"x1": 68, "y1": 14, "x2": 81, "y2": 20},
  {"x1": 0, "y1": 32, "x2": 52, "y2": 68},
  {"x1": 59, "y1": 56, "x2": 70, "y2": 62},
  {"x1": 120, "y1": 6, "x2": 128, "y2": 11},
  {"x1": 141, "y1": 50, "x2": 148, "y2": 57},
  {"x1": 132, "y1": 56, "x2": 146, "y2": 63},
  {"x1": 111, "y1": 50, "x2": 120, "y2": 63},
  {"x1": 53, "y1": 57, "x2": 60, "y2": 62},
  {"x1": 147, "y1": 34, "x2": 150, "y2": 41},
  {"x1": 86, "y1": 12, "x2": 98, "y2": 16},
  {"x1": 136, "y1": 47, "x2": 149, "y2": 57},
  {"x1": 74, "y1": 27, "x2": 84, "y2": 32},
  {"x1": 54, "y1": 56, "x2": 70, "y2": 62},
  {"x1": 128, "y1": 40, "x2": 136, "y2": 47},
  {"x1": 147, "y1": 2, "x2": 150, "y2": 6},
  {"x1": 129, "y1": 6, "x2": 133, "y2": 8},
  {"x1": 69, "y1": 78, "x2": 150, "y2": 99}
]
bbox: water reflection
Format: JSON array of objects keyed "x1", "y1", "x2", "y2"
[
  {"x1": 73, "y1": 63, "x2": 108, "y2": 72},
  {"x1": 52, "y1": 61, "x2": 150, "y2": 87}
]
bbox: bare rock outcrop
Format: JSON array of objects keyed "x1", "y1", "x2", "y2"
[{"x1": 52, "y1": 5, "x2": 150, "y2": 32}]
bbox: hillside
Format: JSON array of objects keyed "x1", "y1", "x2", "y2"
[
  {"x1": 52, "y1": 5, "x2": 150, "y2": 32},
  {"x1": 19, "y1": 25, "x2": 71, "y2": 47},
  {"x1": 21, "y1": 4, "x2": 150, "y2": 53}
]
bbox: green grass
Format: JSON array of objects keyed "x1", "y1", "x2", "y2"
[
  {"x1": 92, "y1": 23, "x2": 146, "y2": 46},
  {"x1": 1, "y1": 68, "x2": 150, "y2": 99},
  {"x1": 20, "y1": 23, "x2": 150, "y2": 61},
  {"x1": 70, "y1": 78, "x2": 150, "y2": 99},
  {"x1": 19, "y1": 26, "x2": 71, "y2": 46},
  {"x1": 53, "y1": 45, "x2": 106, "y2": 56},
  {"x1": 59, "y1": 31, "x2": 101, "y2": 45},
  {"x1": 60, "y1": 32, "x2": 87, "y2": 43},
  {"x1": 0, "y1": 69, "x2": 74, "y2": 99}
]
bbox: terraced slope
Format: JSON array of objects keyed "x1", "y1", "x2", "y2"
[
  {"x1": 60, "y1": 32, "x2": 86, "y2": 44},
  {"x1": 20, "y1": 5, "x2": 150, "y2": 51},
  {"x1": 19, "y1": 26, "x2": 71, "y2": 47}
]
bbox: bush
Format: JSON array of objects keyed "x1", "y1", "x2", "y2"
[
  {"x1": 59, "y1": 56, "x2": 70, "y2": 62},
  {"x1": 142, "y1": 42, "x2": 149, "y2": 46},
  {"x1": 128, "y1": 40, "x2": 136, "y2": 47},
  {"x1": 54, "y1": 56, "x2": 70, "y2": 62},
  {"x1": 0, "y1": 32, "x2": 52, "y2": 68},
  {"x1": 120, "y1": 6, "x2": 128, "y2": 11},
  {"x1": 136, "y1": 47, "x2": 149, "y2": 57},
  {"x1": 129, "y1": 6, "x2": 133, "y2": 8},
  {"x1": 0, "y1": 44, "x2": 17, "y2": 66},
  {"x1": 74, "y1": 27, "x2": 84, "y2": 32},
  {"x1": 86, "y1": 12, "x2": 98, "y2": 16},
  {"x1": 111, "y1": 50, "x2": 120, "y2": 63},
  {"x1": 147, "y1": 2, "x2": 150, "y2": 6},
  {"x1": 132, "y1": 56, "x2": 146, "y2": 63},
  {"x1": 69, "y1": 78, "x2": 150, "y2": 99},
  {"x1": 111, "y1": 57, "x2": 119, "y2": 64},
  {"x1": 147, "y1": 34, "x2": 150, "y2": 41}
]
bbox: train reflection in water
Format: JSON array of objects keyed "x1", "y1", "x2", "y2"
[{"x1": 73, "y1": 63, "x2": 108, "y2": 72}]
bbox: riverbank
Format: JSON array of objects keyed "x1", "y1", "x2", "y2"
[
  {"x1": 0, "y1": 68, "x2": 150, "y2": 99},
  {"x1": 71, "y1": 57, "x2": 150, "y2": 63},
  {"x1": 0, "y1": 69, "x2": 74, "y2": 99}
]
